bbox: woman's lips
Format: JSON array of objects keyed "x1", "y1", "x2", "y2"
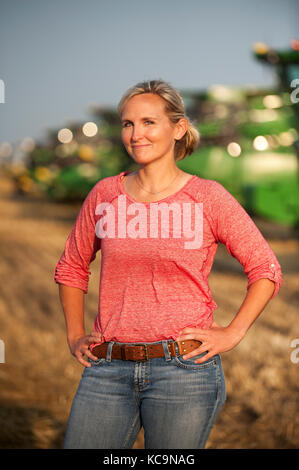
[{"x1": 132, "y1": 144, "x2": 150, "y2": 148}]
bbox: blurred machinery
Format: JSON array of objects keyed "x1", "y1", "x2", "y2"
[{"x1": 1, "y1": 41, "x2": 298, "y2": 227}]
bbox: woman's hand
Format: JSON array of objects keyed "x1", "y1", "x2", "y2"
[
  {"x1": 68, "y1": 332, "x2": 103, "y2": 367},
  {"x1": 175, "y1": 321, "x2": 245, "y2": 363}
]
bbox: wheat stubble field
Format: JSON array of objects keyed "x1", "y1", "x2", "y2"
[{"x1": 0, "y1": 171, "x2": 298, "y2": 449}]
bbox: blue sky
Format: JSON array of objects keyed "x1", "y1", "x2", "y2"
[{"x1": 0, "y1": 0, "x2": 298, "y2": 146}]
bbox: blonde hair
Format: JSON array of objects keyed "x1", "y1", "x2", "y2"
[{"x1": 117, "y1": 79, "x2": 200, "y2": 161}]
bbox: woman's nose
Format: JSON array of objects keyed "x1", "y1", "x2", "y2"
[{"x1": 131, "y1": 125, "x2": 143, "y2": 141}]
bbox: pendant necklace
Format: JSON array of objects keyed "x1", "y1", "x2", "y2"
[{"x1": 134, "y1": 171, "x2": 181, "y2": 195}]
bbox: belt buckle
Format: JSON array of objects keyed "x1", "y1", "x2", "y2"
[
  {"x1": 120, "y1": 344, "x2": 149, "y2": 361},
  {"x1": 139, "y1": 344, "x2": 149, "y2": 362}
]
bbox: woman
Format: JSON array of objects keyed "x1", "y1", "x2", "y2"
[{"x1": 54, "y1": 79, "x2": 282, "y2": 449}]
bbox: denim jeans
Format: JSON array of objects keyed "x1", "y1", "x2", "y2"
[{"x1": 63, "y1": 340, "x2": 226, "y2": 449}]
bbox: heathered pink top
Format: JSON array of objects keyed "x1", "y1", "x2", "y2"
[{"x1": 53, "y1": 171, "x2": 282, "y2": 347}]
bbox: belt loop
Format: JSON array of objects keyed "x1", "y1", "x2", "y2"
[
  {"x1": 106, "y1": 342, "x2": 114, "y2": 362},
  {"x1": 162, "y1": 340, "x2": 171, "y2": 362}
]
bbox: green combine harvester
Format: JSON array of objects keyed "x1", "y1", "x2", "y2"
[
  {"x1": 178, "y1": 41, "x2": 299, "y2": 228},
  {"x1": 5, "y1": 42, "x2": 299, "y2": 228}
]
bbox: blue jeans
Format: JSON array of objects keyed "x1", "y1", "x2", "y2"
[{"x1": 63, "y1": 340, "x2": 226, "y2": 449}]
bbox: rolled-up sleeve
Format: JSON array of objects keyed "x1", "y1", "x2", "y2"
[
  {"x1": 210, "y1": 181, "x2": 282, "y2": 300},
  {"x1": 53, "y1": 183, "x2": 101, "y2": 294}
]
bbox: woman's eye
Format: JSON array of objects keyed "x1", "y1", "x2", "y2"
[{"x1": 122, "y1": 121, "x2": 154, "y2": 128}]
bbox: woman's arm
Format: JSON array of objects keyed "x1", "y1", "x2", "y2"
[
  {"x1": 54, "y1": 183, "x2": 103, "y2": 366},
  {"x1": 176, "y1": 181, "x2": 283, "y2": 363},
  {"x1": 176, "y1": 277, "x2": 276, "y2": 363},
  {"x1": 207, "y1": 180, "x2": 282, "y2": 300},
  {"x1": 59, "y1": 284, "x2": 85, "y2": 342},
  {"x1": 226, "y1": 277, "x2": 275, "y2": 337},
  {"x1": 59, "y1": 284, "x2": 102, "y2": 367},
  {"x1": 53, "y1": 182, "x2": 101, "y2": 295}
]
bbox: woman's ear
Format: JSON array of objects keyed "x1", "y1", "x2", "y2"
[{"x1": 175, "y1": 117, "x2": 188, "y2": 140}]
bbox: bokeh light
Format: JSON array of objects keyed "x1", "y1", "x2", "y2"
[
  {"x1": 82, "y1": 122, "x2": 98, "y2": 137},
  {"x1": 253, "y1": 135, "x2": 269, "y2": 151},
  {"x1": 252, "y1": 42, "x2": 269, "y2": 54},
  {"x1": 57, "y1": 128, "x2": 73, "y2": 144},
  {"x1": 78, "y1": 144, "x2": 95, "y2": 161},
  {"x1": 19, "y1": 137, "x2": 36, "y2": 153},
  {"x1": 263, "y1": 95, "x2": 283, "y2": 109},
  {"x1": 227, "y1": 142, "x2": 242, "y2": 157},
  {"x1": 0, "y1": 142, "x2": 13, "y2": 158}
]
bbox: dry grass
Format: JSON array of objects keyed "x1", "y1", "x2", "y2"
[{"x1": 0, "y1": 172, "x2": 298, "y2": 449}]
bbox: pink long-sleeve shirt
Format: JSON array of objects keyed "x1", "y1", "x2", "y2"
[{"x1": 53, "y1": 170, "x2": 282, "y2": 346}]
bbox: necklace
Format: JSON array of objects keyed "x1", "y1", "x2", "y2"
[{"x1": 134, "y1": 171, "x2": 181, "y2": 195}]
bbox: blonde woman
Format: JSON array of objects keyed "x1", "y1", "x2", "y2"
[{"x1": 54, "y1": 79, "x2": 282, "y2": 449}]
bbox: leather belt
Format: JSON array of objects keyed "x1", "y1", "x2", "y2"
[{"x1": 91, "y1": 339, "x2": 202, "y2": 362}]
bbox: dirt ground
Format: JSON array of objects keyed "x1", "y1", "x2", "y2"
[{"x1": 0, "y1": 170, "x2": 298, "y2": 449}]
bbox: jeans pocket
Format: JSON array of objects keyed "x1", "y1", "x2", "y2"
[
  {"x1": 174, "y1": 351, "x2": 218, "y2": 370},
  {"x1": 88, "y1": 357, "x2": 106, "y2": 366}
]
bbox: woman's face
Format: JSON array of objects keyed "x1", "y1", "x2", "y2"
[{"x1": 121, "y1": 93, "x2": 185, "y2": 165}]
